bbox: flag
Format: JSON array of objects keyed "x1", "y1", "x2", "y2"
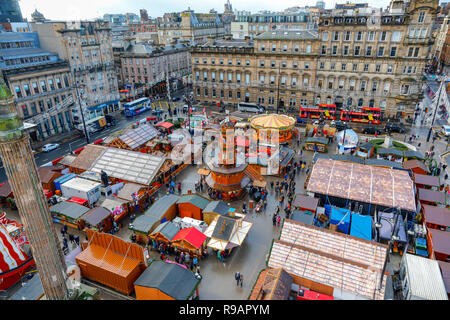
[
  {"x1": 203, "y1": 107, "x2": 206, "y2": 114},
  {"x1": 189, "y1": 107, "x2": 192, "y2": 114}
]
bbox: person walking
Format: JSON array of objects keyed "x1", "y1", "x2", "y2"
[
  {"x1": 235, "y1": 271, "x2": 241, "y2": 286},
  {"x1": 277, "y1": 215, "x2": 281, "y2": 227},
  {"x1": 68, "y1": 234, "x2": 74, "y2": 244},
  {"x1": 239, "y1": 273, "x2": 243, "y2": 287},
  {"x1": 62, "y1": 237, "x2": 68, "y2": 250},
  {"x1": 272, "y1": 213, "x2": 277, "y2": 226},
  {"x1": 193, "y1": 256, "x2": 198, "y2": 267}
]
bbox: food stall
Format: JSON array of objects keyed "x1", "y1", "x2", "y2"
[
  {"x1": 413, "y1": 174, "x2": 440, "y2": 190},
  {"x1": 421, "y1": 204, "x2": 450, "y2": 232},
  {"x1": 417, "y1": 188, "x2": 446, "y2": 206},
  {"x1": 171, "y1": 227, "x2": 207, "y2": 257},
  {"x1": 100, "y1": 198, "x2": 129, "y2": 222},
  {"x1": 377, "y1": 148, "x2": 404, "y2": 163},
  {"x1": 304, "y1": 137, "x2": 328, "y2": 153},
  {"x1": 355, "y1": 142, "x2": 375, "y2": 159},
  {"x1": 79, "y1": 207, "x2": 114, "y2": 233},
  {"x1": 149, "y1": 221, "x2": 180, "y2": 244},
  {"x1": 50, "y1": 201, "x2": 90, "y2": 230}
]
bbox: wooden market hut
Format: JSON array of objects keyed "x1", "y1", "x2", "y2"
[
  {"x1": 427, "y1": 228, "x2": 450, "y2": 262},
  {"x1": 100, "y1": 198, "x2": 129, "y2": 222},
  {"x1": 37, "y1": 166, "x2": 63, "y2": 193},
  {"x1": 145, "y1": 194, "x2": 180, "y2": 223},
  {"x1": 176, "y1": 194, "x2": 210, "y2": 221},
  {"x1": 356, "y1": 142, "x2": 374, "y2": 159},
  {"x1": 202, "y1": 201, "x2": 230, "y2": 225},
  {"x1": 76, "y1": 229, "x2": 146, "y2": 295},
  {"x1": 49, "y1": 201, "x2": 90, "y2": 230},
  {"x1": 413, "y1": 174, "x2": 440, "y2": 190},
  {"x1": 149, "y1": 221, "x2": 180, "y2": 244},
  {"x1": 130, "y1": 215, "x2": 161, "y2": 244},
  {"x1": 417, "y1": 188, "x2": 446, "y2": 206},
  {"x1": 155, "y1": 121, "x2": 174, "y2": 134},
  {"x1": 134, "y1": 261, "x2": 201, "y2": 300},
  {"x1": 249, "y1": 268, "x2": 293, "y2": 300},
  {"x1": 403, "y1": 159, "x2": 429, "y2": 175},
  {"x1": 377, "y1": 148, "x2": 404, "y2": 162},
  {"x1": 79, "y1": 207, "x2": 114, "y2": 232},
  {"x1": 304, "y1": 137, "x2": 328, "y2": 153},
  {"x1": 107, "y1": 124, "x2": 159, "y2": 152},
  {"x1": 293, "y1": 194, "x2": 319, "y2": 214},
  {"x1": 171, "y1": 227, "x2": 207, "y2": 257},
  {"x1": 403, "y1": 150, "x2": 425, "y2": 161},
  {"x1": 116, "y1": 183, "x2": 148, "y2": 212},
  {"x1": 57, "y1": 154, "x2": 77, "y2": 169},
  {"x1": 69, "y1": 144, "x2": 107, "y2": 174},
  {"x1": 421, "y1": 205, "x2": 450, "y2": 231}
]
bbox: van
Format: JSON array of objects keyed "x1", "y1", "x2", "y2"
[{"x1": 237, "y1": 102, "x2": 265, "y2": 113}]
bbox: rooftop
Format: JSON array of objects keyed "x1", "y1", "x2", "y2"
[
  {"x1": 268, "y1": 220, "x2": 388, "y2": 300},
  {"x1": 307, "y1": 158, "x2": 416, "y2": 212},
  {"x1": 255, "y1": 30, "x2": 319, "y2": 40}
]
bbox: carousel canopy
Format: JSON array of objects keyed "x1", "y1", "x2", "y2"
[
  {"x1": 0, "y1": 224, "x2": 30, "y2": 274},
  {"x1": 250, "y1": 114, "x2": 295, "y2": 131}
]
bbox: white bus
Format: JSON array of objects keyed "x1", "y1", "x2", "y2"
[{"x1": 237, "y1": 102, "x2": 265, "y2": 113}]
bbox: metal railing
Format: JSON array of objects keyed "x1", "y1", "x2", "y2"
[{"x1": 26, "y1": 95, "x2": 75, "y2": 124}]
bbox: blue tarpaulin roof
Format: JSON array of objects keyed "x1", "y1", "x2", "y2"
[
  {"x1": 350, "y1": 213, "x2": 372, "y2": 241},
  {"x1": 330, "y1": 207, "x2": 351, "y2": 234}
]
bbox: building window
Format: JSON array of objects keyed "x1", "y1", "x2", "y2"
[
  {"x1": 333, "y1": 31, "x2": 340, "y2": 41},
  {"x1": 350, "y1": 79, "x2": 355, "y2": 91},
  {"x1": 228, "y1": 60, "x2": 232, "y2": 65},
  {"x1": 237, "y1": 60, "x2": 241, "y2": 66},
  {"x1": 353, "y1": 64, "x2": 357, "y2": 71},
  {"x1": 204, "y1": 88, "x2": 208, "y2": 96},
  {"x1": 364, "y1": 64, "x2": 369, "y2": 72},
  {"x1": 228, "y1": 91, "x2": 232, "y2": 99},
  {"x1": 237, "y1": 91, "x2": 241, "y2": 99},
  {"x1": 344, "y1": 31, "x2": 351, "y2": 41},
  {"x1": 347, "y1": 97, "x2": 352, "y2": 106},
  {"x1": 22, "y1": 105, "x2": 29, "y2": 117},
  {"x1": 212, "y1": 89, "x2": 216, "y2": 97},
  {"x1": 328, "y1": 79, "x2": 333, "y2": 89},
  {"x1": 372, "y1": 82, "x2": 378, "y2": 92},
  {"x1": 387, "y1": 65, "x2": 393, "y2": 73},
  {"x1": 272, "y1": 44, "x2": 276, "y2": 52},
  {"x1": 294, "y1": 45, "x2": 299, "y2": 52},
  {"x1": 320, "y1": 62, "x2": 324, "y2": 69},
  {"x1": 341, "y1": 64, "x2": 346, "y2": 71},
  {"x1": 246, "y1": 60, "x2": 250, "y2": 66},
  {"x1": 365, "y1": 46, "x2": 372, "y2": 56},
  {"x1": 40, "y1": 81, "x2": 47, "y2": 92},
  {"x1": 414, "y1": 47, "x2": 419, "y2": 57},
  {"x1": 260, "y1": 60, "x2": 265, "y2": 67},
  {"x1": 391, "y1": 31, "x2": 401, "y2": 42},
  {"x1": 331, "y1": 63, "x2": 335, "y2": 70},
  {"x1": 369, "y1": 99, "x2": 375, "y2": 108},
  {"x1": 390, "y1": 47, "x2": 397, "y2": 57},
  {"x1": 360, "y1": 80, "x2": 366, "y2": 91},
  {"x1": 282, "y1": 62, "x2": 286, "y2": 68},
  {"x1": 343, "y1": 46, "x2": 349, "y2": 56},
  {"x1": 306, "y1": 45, "x2": 311, "y2": 53},
  {"x1": 220, "y1": 59, "x2": 224, "y2": 65},
  {"x1": 321, "y1": 45, "x2": 326, "y2": 55},
  {"x1": 23, "y1": 84, "x2": 31, "y2": 96},
  {"x1": 261, "y1": 44, "x2": 265, "y2": 51},
  {"x1": 376, "y1": 65, "x2": 381, "y2": 72},
  {"x1": 367, "y1": 31, "x2": 375, "y2": 42},
  {"x1": 236, "y1": 73, "x2": 241, "y2": 83},
  {"x1": 356, "y1": 31, "x2": 363, "y2": 41},
  {"x1": 293, "y1": 62, "x2": 298, "y2": 68},
  {"x1": 401, "y1": 84, "x2": 409, "y2": 95},
  {"x1": 378, "y1": 47, "x2": 384, "y2": 57},
  {"x1": 358, "y1": 98, "x2": 363, "y2": 107},
  {"x1": 380, "y1": 31, "x2": 388, "y2": 42},
  {"x1": 354, "y1": 46, "x2": 360, "y2": 56},
  {"x1": 338, "y1": 79, "x2": 344, "y2": 89},
  {"x1": 332, "y1": 46, "x2": 337, "y2": 55},
  {"x1": 321, "y1": 32, "x2": 328, "y2": 41},
  {"x1": 283, "y1": 44, "x2": 287, "y2": 52},
  {"x1": 418, "y1": 12, "x2": 425, "y2": 23},
  {"x1": 32, "y1": 82, "x2": 39, "y2": 94}
]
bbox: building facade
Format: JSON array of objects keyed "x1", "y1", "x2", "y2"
[
  {"x1": 31, "y1": 20, "x2": 120, "y2": 122},
  {"x1": 0, "y1": 32, "x2": 75, "y2": 140},
  {"x1": 120, "y1": 42, "x2": 191, "y2": 95},
  {"x1": 191, "y1": 0, "x2": 439, "y2": 118},
  {"x1": 233, "y1": 10, "x2": 313, "y2": 39},
  {"x1": 158, "y1": 9, "x2": 226, "y2": 46},
  {"x1": 0, "y1": 0, "x2": 23, "y2": 23},
  {"x1": 191, "y1": 32, "x2": 318, "y2": 110}
]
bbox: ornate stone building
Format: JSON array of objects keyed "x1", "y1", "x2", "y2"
[{"x1": 191, "y1": 0, "x2": 439, "y2": 118}]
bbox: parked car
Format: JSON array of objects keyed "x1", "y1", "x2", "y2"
[
  {"x1": 333, "y1": 120, "x2": 350, "y2": 132},
  {"x1": 385, "y1": 123, "x2": 406, "y2": 133},
  {"x1": 42, "y1": 143, "x2": 60, "y2": 152},
  {"x1": 363, "y1": 127, "x2": 383, "y2": 135}
]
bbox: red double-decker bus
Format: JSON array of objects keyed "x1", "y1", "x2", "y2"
[
  {"x1": 299, "y1": 104, "x2": 337, "y2": 120},
  {"x1": 340, "y1": 107, "x2": 381, "y2": 124}
]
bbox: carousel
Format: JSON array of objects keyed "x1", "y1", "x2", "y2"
[
  {"x1": 204, "y1": 120, "x2": 251, "y2": 201},
  {"x1": 250, "y1": 114, "x2": 296, "y2": 144},
  {"x1": 0, "y1": 213, "x2": 34, "y2": 290}
]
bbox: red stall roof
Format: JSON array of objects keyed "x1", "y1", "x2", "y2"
[
  {"x1": 172, "y1": 227, "x2": 206, "y2": 249},
  {"x1": 414, "y1": 174, "x2": 440, "y2": 188},
  {"x1": 67, "y1": 197, "x2": 88, "y2": 206},
  {"x1": 423, "y1": 205, "x2": 450, "y2": 228},
  {"x1": 418, "y1": 188, "x2": 446, "y2": 204},
  {"x1": 155, "y1": 122, "x2": 174, "y2": 129}
]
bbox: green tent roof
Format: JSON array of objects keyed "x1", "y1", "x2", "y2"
[{"x1": 176, "y1": 194, "x2": 210, "y2": 209}]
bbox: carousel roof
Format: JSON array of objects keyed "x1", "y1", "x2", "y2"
[{"x1": 250, "y1": 114, "x2": 295, "y2": 131}]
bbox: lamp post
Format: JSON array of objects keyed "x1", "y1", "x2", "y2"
[
  {"x1": 72, "y1": 75, "x2": 90, "y2": 145},
  {"x1": 426, "y1": 79, "x2": 444, "y2": 142}
]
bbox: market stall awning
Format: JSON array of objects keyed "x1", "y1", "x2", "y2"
[
  {"x1": 252, "y1": 180, "x2": 267, "y2": 188},
  {"x1": 418, "y1": 188, "x2": 446, "y2": 204},
  {"x1": 413, "y1": 174, "x2": 440, "y2": 188},
  {"x1": 172, "y1": 227, "x2": 207, "y2": 250},
  {"x1": 155, "y1": 122, "x2": 174, "y2": 129}
]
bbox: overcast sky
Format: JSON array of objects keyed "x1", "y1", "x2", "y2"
[{"x1": 21, "y1": 0, "x2": 394, "y2": 21}]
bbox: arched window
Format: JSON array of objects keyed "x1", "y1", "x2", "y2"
[
  {"x1": 347, "y1": 97, "x2": 352, "y2": 107},
  {"x1": 358, "y1": 98, "x2": 364, "y2": 107},
  {"x1": 369, "y1": 99, "x2": 375, "y2": 108}
]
